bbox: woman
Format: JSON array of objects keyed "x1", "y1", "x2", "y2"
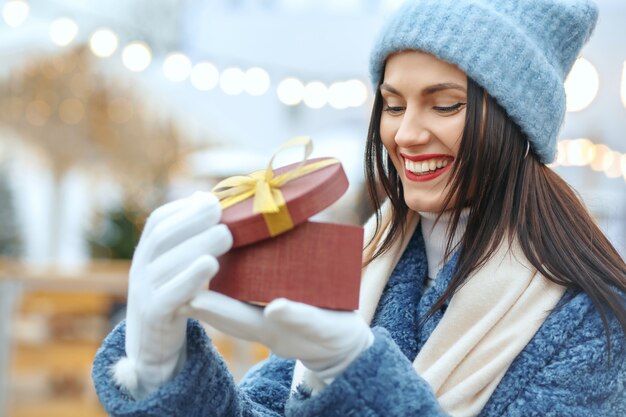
[{"x1": 92, "y1": 0, "x2": 626, "y2": 416}]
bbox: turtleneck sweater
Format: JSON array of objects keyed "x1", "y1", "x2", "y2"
[{"x1": 419, "y1": 209, "x2": 469, "y2": 290}]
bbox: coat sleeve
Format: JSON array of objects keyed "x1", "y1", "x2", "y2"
[
  {"x1": 92, "y1": 319, "x2": 294, "y2": 417},
  {"x1": 285, "y1": 326, "x2": 450, "y2": 417}
]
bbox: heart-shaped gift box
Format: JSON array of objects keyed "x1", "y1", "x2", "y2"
[{"x1": 208, "y1": 137, "x2": 364, "y2": 310}]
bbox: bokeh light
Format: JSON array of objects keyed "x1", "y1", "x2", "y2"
[
  {"x1": 603, "y1": 151, "x2": 623, "y2": 178},
  {"x1": 244, "y1": 67, "x2": 271, "y2": 96},
  {"x1": 344, "y1": 79, "x2": 368, "y2": 107},
  {"x1": 190, "y1": 62, "x2": 220, "y2": 91},
  {"x1": 552, "y1": 140, "x2": 626, "y2": 182},
  {"x1": 49, "y1": 17, "x2": 79, "y2": 47},
  {"x1": 328, "y1": 82, "x2": 350, "y2": 109},
  {"x1": 590, "y1": 144, "x2": 611, "y2": 172},
  {"x1": 220, "y1": 67, "x2": 246, "y2": 95},
  {"x1": 277, "y1": 78, "x2": 304, "y2": 106},
  {"x1": 564, "y1": 57, "x2": 599, "y2": 112},
  {"x1": 303, "y1": 81, "x2": 328, "y2": 109},
  {"x1": 89, "y1": 29, "x2": 119, "y2": 58},
  {"x1": 565, "y1": 138, "x2": 594, "y2": 166},
  {"x1": 163, "y1": 53, "x2": 192, "y2": 82},
  {"x1": 2, "y1": 0, "x2": 29, "y2": 28},
  {"x1": 122, "y1": 42, "x2": 152, "y2": 72},
  {"x1": 554, "y1": 140, "x2": 567, "y2": 166}
]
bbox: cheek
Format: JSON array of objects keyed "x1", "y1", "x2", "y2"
[
  {"x1": 379, "y1": 117, "x2": 397, "y2": 149},
  {"x1": 437, "y1": 116, "x2": 465, "y2": 152}
]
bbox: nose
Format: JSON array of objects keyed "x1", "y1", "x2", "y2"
[{"x1": 393, "y1": 110, "x2": 432, "y2": 148}]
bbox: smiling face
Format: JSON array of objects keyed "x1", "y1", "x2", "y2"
[{"x1": 379, "y1": 51, "x2": 467, "y2": 212}]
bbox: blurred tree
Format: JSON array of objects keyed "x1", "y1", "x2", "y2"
[
  {"x1": 0, "y1": 46, "x2": 218, "y2": 260},
  {"x1": 0, "y1": 46, "x2": 200, "y2": 193},
  {"x1": 88, "y1": 205, "x2": 145, "y2": 260}
]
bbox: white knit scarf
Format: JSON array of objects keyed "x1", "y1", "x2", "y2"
[{"x1": 292, "y1": 202, "x2": 565, "y2": 416}]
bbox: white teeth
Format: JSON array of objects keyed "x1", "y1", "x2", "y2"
[{"x1": 404, "y1": 157, "x2": 452, "y2": 174}]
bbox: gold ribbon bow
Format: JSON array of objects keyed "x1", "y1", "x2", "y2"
[{"x1": 212, "y1": 136, "x2": 339, "y2": 237}]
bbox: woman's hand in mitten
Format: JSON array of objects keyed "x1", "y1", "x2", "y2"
[
  {"x1": 184, "y1": 294, "x2": 373, "y2": 387},
  {"x1": 112, "y1": 192, "x2": 232, "y2": 399}
]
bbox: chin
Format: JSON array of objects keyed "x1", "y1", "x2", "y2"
[
  {"x1": 403, "y1": 193, "x2": 447, "y2": 213},
  {"x1": 398, "y1": 170, "x2": 454, "y2": 213}
]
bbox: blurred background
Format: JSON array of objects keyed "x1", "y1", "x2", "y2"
[{"x1": 0, "y1": 0, "x2": 624, "y2": 416}]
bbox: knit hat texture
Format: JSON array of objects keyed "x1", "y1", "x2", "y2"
[{"x1": 369, "y1": 0, "x2": 599, "y2": 164}]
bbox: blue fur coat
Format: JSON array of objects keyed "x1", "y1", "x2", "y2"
[{"x1": 92, "y1": 227, "x2": 625, "y2": 416}]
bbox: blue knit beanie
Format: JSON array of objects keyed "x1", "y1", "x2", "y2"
[{"x1": 369, "y1": 0, "x2": 599, "y2": 164}]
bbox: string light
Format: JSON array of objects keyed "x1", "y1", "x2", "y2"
[
  {"x1": 344, "y1": 79, "x2": 368, "y2": 107},
  {"x1": 122, "y1": 42, "x2": 152, "y2": 72},
  {"x1": 190, "y1": 62, "x2": 219, "y2": 91},
  {"x1": 6, "y1": 8, "x2": 372, "y2": 108},
  {"x1": 603, "y1": 151, "x2": 623, "y2": 179},
  {"x1": 49, "y1": 17, "x2": 79, "y2": 46},
  {"x1": 9, "y1": 5, "x2": 626, "y2": 121},
  {"x1": 303, "y1": 81, "x2": 328, "y2": 109},
  {"x1": 328, "y1": 82, "x2": 351, "y2": 109},
  {"x1": 555, "y1": 141, "x2": 567, "y2": 166},
  {"x1": 277, "y1": 78, "x2": 304, "y2": 106},
  {"x1": 220, "y1": 67, "x2": 246, "y2": 95},
  {"x1": 163, "y1": 53, "x2": 192, "y2": 82},
  {"x1": 590, "y1": 144, "x2": 611, "y2": 172},
  {"x1": 244, "y1": 67, "x2": 271, "y2": 96},
  {"x1": 2, "y1": 0, "x2": 29, "y2": 28},
  {"x1": 600, "y1": 150, "x2": 616, "y2": 173},
  {"x1": 89, "y1": 28, "x2": 119, "y2": 58},
  {"x1": 3, "y1": 5, "x2": 624, "y2": 185},
  {"x1": 565, "y1": 138, "x2": 594, "y2": 166},
  {"x1": 552, "y1": 139, "x2": 626, "y2": 182},
  {"x1": 565, "y1": 57, "x2": 599, "y2": 112}
]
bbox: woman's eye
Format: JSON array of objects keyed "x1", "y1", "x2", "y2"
[
  {"x1": 383, "y1": 106, "x2": 405, "y2": 115},
  {"x1": 433, "y1": 102, "x2": 466, "y2": 113}
]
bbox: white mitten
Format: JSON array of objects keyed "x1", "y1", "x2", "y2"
[
  {"x1": 112, "y1": 192, "x2": 232, "y2": 399},
  {"x1": 184, "y1": 293, "x2": 374, "y2": 388}
]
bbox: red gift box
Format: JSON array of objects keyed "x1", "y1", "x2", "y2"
[
  {"x1": 208, "y1": 137, "x2": 364, "y2": 310},
  {"x1": 210, "y1": 221, "x2": 364, "y2": 310},
  {"x1": 220, "y1": 157, "x2": 349, "y2": 248}
]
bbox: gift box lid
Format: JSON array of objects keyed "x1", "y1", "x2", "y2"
[{"x1": 213, "y1": 137, "x2": 349, "y2": 248}]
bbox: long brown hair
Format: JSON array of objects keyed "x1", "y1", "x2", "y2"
[{"x1": 364, "y1": 73, "x2": 626, "y2": 348}]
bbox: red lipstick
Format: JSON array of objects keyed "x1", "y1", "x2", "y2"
[{"x1": 400, "y1": 153, "x2": 454, "y2": 182}]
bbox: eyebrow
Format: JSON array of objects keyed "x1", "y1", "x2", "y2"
[{"x1": 380, "y1": 82, "x2": 466, "y2": 96}]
